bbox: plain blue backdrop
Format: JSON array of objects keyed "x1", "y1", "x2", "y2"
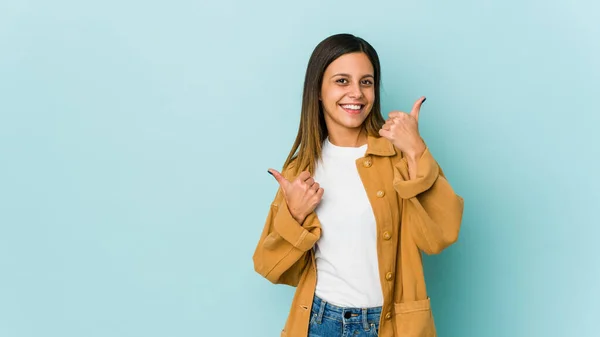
[{"x1": 1, "y1": 0, "x2": 598, "y2": 336}]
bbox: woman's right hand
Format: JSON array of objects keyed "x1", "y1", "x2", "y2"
[{"x1": 268, "y1": 169, "x2": 324, "y2": 224}]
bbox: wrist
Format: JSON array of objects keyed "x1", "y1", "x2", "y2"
[
  {"x1": 292, "y1": 213, "x2": 307, "y2": 225},
  {"x1": 405, "y1": 141, "x2": 426, "y2": 161}
]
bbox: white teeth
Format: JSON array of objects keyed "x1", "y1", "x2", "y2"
[{"x1": 341, "y1": 104, "x2": 362, "y2": 110}]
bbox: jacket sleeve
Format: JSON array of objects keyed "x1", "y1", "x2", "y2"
[
  {"x1": 252, "y1": 186, "x2": 321, "y2": 286},
  {"x1": 393, "y1": 147, "x2": 464, "y2": 255}
]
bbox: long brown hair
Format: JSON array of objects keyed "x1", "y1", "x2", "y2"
[{"x1": 283, "y1": 33, "x2": 385, "y2": 176}]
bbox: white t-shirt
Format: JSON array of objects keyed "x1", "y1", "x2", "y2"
[{"x1": 312, "y1": 137, "x2": 383, "y2": 308}]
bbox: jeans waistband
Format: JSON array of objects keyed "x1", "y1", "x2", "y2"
[{"x1": 311, "y1": 294, "x2": 382, "y2": 330}]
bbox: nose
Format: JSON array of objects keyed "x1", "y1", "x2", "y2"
[{"x1": 348, "y1": 82, "x2": 363, "y2": 99}]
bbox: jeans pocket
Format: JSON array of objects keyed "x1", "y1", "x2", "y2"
[
  {"x1": 369, "y1": 323, "x2": 379, "y2": 336},
  {"x1": 309, "y1": 313, "x2": 317, "y2": 326}
]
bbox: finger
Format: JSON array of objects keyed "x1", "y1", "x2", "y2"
[
  {"x1": 316, "y1": 187, "x2": 324, "y2": 198},
  {"x1": 297, "y1": 170, "x2": 311, "y2": 182},
  {"x1": 305, "y1": 177, "x2": 315, "y2": 186},
  {"x1": 384, "y1": 118, "x2": 397, "y2": 126},
  {"x1": 382, "y1": 123, "x2": 391, "y2": 131},
  {"x1": 268, "y1": 169, "x2": 289, "y2": 188},
  {"x1": 388, "y1": 111, "x2": 407, "y2": 119},
  {"x1": 410, "y1": 96, "x2": 426, "y2": 122},
  {"x1": 311, "y1": 182, "x2": 320, "y2": 192},
  {"x1": 379, "y1": 128, "x2": 392, "y2": 139}
]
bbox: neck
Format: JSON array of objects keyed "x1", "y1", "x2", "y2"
[{"x1": 327, "y1": 127, "x2": 368, "y2": 147}]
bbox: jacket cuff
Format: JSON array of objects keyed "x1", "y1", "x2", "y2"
[
  {"x1": 272, "y1": 203, "x2": 319, "y2": 252},
  {"x1": 393, "y1": 147, "x2": 440, "y2": 199}
]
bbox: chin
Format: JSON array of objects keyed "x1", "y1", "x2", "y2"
[{"x1": 342, "y1": 118, "x2": 367, "y2": 129}]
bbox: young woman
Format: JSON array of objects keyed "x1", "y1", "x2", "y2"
[{"x1": 253, "y1": 33, "x2": 464, "y2": 337}]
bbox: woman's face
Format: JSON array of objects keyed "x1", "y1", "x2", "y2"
[{"x1": 320, "y1": 52, "x2": 375, "y2": 134}]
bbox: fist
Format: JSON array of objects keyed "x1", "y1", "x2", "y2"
[
  {"x1": 379, "y1": 96, "x2": 427, "y2": 158},
  {"x1": 267, "y1": 169, "x2": 324, "y2": 224}
]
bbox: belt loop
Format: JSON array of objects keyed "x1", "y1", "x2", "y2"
[
  {"x1": 316, "y1": 298, "x2": 326, "y2": 324},
  {"x1": 362, "y1": 308, "x2": 369, "y2": 331}
]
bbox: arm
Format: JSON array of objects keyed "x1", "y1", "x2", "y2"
[
  {"x1": 393, "y1": 147, "x2": 464, "y2": 255},
  {"x1": 252, "y1": 187, "x2": 321, "y2": 286}
]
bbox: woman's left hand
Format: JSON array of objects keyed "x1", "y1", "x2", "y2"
[{"x1": 379, "y1": 96, "x2": 427, "y2": 159}]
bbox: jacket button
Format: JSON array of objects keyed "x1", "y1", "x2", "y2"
[
  {"x1": 376, "y1": 190, "x2": 385, "y2": 198},
  {"x1": 385, "y1": 272, "x2": 393, "y2": 281},
  {"x1": 363, "y1": 159, "x2": 372, "y2": 167},
  {"x1": 385, "y1": 312, "x2": 392, "y2": 320},
  {"x1": 383, "y1": 231, "x2": 391, "y2": 240}
]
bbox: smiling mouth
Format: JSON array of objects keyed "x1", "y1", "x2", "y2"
[{"x1": 339, "y1": 104, "x2": 364, "y2": 114}]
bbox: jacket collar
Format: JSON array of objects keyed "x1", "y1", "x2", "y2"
[{"x1": 365, "y1": 134, "x2": 397, "y2": 157}]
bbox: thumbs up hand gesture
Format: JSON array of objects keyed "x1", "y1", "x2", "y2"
[
  {"x1": 267, "y1": 169, "x2": 324, "y2": 225},
  {"x1": 379, "y1": 96, "x2": 427, "y2": 159}
]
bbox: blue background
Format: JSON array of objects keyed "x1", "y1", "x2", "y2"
[{"x1": 1, "y1": 0, "x2": 598, "y2": 336}]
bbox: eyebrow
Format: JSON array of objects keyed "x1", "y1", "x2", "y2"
[{"x1": 331, "y1": 73, "x2": 375, "y2": 79}]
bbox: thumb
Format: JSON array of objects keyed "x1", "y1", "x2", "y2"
[
  {"x1": 267, "y1": 168, "x2": 289, "y2": 189},
  {"x1": 410, "y1": 96, "x2": 426, "y2": 122}
]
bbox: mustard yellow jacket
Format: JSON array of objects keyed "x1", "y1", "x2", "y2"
[{"x1": 253, "y1": 135, "x2": 464, "y2": 337}]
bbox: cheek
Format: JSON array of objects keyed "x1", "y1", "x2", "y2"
[
  {"x1": 365, "y1": 88, "x2": 375, "y2": 104},
  {"x1": 323, "y1": 88, "x2": 345, "y2": 107}
]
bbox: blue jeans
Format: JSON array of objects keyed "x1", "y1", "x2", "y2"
[{"x1": 308, "y1": 294, "x2": 381, "y2": 337}]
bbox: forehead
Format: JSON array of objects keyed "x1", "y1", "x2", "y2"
[{"x1": 325, "y1": 52, "x2": 374, "y2": 76}]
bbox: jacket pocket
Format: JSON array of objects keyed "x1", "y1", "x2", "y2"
[{"x1": 393, "y1": 298, "x2": 436, "y2": 337}]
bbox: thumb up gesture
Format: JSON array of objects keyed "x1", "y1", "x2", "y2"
[
  {"x1": 379, "y1": 96, "x2": 427, "y2": 158},
  {"x1": 267, "y1": 169, "x2": 324, "y2": 225}
]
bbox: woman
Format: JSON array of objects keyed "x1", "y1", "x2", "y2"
[{"x1": 253, "y1": 33, "x2": 464, "y2": 337}]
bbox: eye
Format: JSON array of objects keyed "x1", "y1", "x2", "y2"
[
  {"x1": 361, "y1": 79, "x2": 373, "y2": 85},
  {"x1": 336, "y1": 78, "x2": 349, "y2": 84}
]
